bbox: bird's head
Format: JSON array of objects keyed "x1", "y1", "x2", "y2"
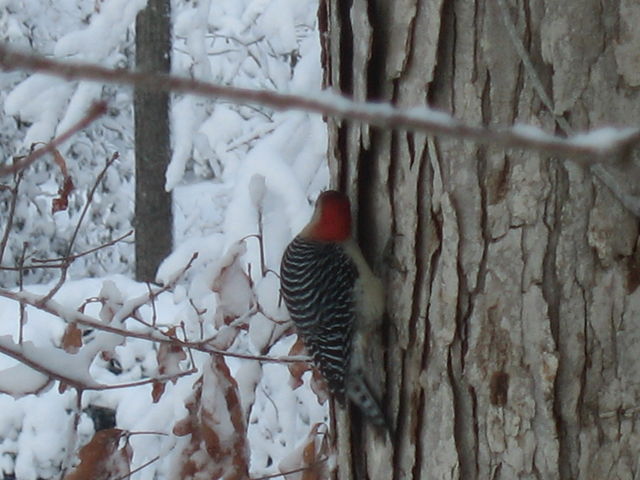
[{"x1": 300, "y1": 190, "x2": 352, "y2": 242}]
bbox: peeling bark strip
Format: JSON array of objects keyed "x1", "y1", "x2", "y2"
[{"x1": 323, "y1": 1, "x2": 640, "y2": 479}]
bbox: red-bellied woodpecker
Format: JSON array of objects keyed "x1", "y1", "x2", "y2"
[{"x1": 280, "y1": 190, "x2": 387, "y2": 428}]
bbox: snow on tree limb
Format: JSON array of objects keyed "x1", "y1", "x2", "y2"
[
  {"x1": 0, "y1": 335, "x2": 102, "y2": 391},
  {"x1": 1, "y1": 44, "x2": 639, "y2": 164},
  {"x1": 0, "y1": 288, "x2": 310, "y2": 365}
]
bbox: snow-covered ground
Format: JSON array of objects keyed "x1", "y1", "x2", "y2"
[{"x1": 0, "y1": 0, "x2": 328, "y2": 478}]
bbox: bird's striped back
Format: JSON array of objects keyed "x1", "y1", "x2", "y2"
[{"x1": 280, "y1": 236, "x2": 358, "y2": 402}]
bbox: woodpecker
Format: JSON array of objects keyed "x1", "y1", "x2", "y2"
[{"x1": 280, "y1": 190, "x2": 387, "y2": 428}]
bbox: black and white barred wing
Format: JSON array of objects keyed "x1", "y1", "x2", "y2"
[{"x1": 280, "y1": 238, "x2": 358, "y2": 403}]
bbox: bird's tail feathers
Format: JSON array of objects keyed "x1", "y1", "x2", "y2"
[{"x1": 346, "y1": 374, "x2": 391, "y2": 434}]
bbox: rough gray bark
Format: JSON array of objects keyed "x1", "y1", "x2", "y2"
[
  {"x1": 134, "y1": 0, "x2": 172, "y2": 282},
  {"x1": 321, "y1": 0, "x2": 640, "y2": 479}
]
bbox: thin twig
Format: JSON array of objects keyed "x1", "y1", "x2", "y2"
[
  {"x1": 496, "y1": 0, "x2": 572, "y2": 135},
  {"x1": 39, "y1": 152, "x2": 120, "y2": 304},
  {"x1": 99, "y1": 367, "x2": 197, "y2": 390},
  {"x1": 146, "y1": 281, "x2": 158, "y2": 327},
  {"x1": 1, "y1": 45, "x2": 639, "y2": 162},
  {"x1": 178, "y1": 321, "x2": 197, "y2": 377},
  {"x1": 67, "y1": 152, "x2": 120, "y2": 257},
  {"x1": 257, "y1": 209, "x2": 267, "y2": 278},
  {"x1": 113, "y1": 252, "x2": 199, "y2": 325},
  {"x1": 0, "y1": 166, "x2": 23, "y2": 263},
  {"x1": 125, "y1": 431, "x2": 169, "y2": 437},
  {"x1": 0, "y1": 229, "x2": 132, "y2": 272},
  {"x1": 31, "y1": 229, "x2": 133, "y2": 264},
  {"x1": 188, "y1": 297, "x2": 207, "y2": 340},
  {"x1": 113, "y1": 455, "x2": 161, "y2": 480},
  {"x1": 17, "y1": 242, "x2": 27, "y2": 344}
]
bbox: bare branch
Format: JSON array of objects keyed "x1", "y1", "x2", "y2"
[
  {"x1": 67, "y1": 152, "x2": 121, "y2": 257},
  {"x1": 114, "y1": 455, "x2": 161, "y2": 480},
  {"x1": 1, "y1": 45, "x2": 639, "y2": 162},
  {"x1": 99, "y1": 367, "x2": 197, "y2": 390},
  {"x1": 31, "y1": 230, "x2": 134, "y2": 264},
  {"x1": 0, "y1": 167, "x2": 23, "y2": 263},
  {"x1": 496, "y1": 0, "x2": 572, "y2": 135},
  {"x1": 0, "y1": 230, "x2": 133, "y2": 272},
  {"x1": 40, "y1": 152, "x2": 120, "y2": 303},
  {"x1": 17, "y1": 242, "x2": 27, "y2": 344}
]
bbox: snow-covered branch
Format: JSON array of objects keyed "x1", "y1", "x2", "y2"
[
  {"x1": 0, "y1": 334, "x2": 196, "y2": 393},
  {"x1": 0, "y1": 288, "x2": 310, "y2": 365},
  {"x1": 1, "y1": 44, "x2": 639, "y2": 163}
]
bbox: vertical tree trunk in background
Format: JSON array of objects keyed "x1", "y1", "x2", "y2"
[
  {"x1": 134, "y1": 0, "x2": 172, "y2": 282},
  {"x1": 321, "y1": 0, "x2": 640, "y2": 479}
]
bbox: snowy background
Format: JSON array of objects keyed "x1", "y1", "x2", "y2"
[{"x1": 0, "y1": 0, "x2": 329, "y2": 478}]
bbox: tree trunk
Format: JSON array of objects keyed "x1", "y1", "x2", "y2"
[
  {"x1": 134, "y1": 0, "x2": 173, "y2": 282},
  {"x1": 320, "y1": 0, "x2": 640, "y2": 478}
]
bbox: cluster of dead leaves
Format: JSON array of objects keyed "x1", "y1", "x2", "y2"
[
  {"x1": 171, "y1": 355, "x2": 250, "y2": 480},
  {"x1": 58, "y1": 235, "x2": 330, "y2": 479}
]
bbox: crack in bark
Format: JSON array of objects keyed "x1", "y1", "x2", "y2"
[
  {"x1": 470, "y1": 385, "x2": 480, "y2": 476},
  {"x1": 400, "y1": 1, "x2": 420, "y2": 87},
  {"x1": 542, "y1": 162, "x2": 570, "y2": 478},
  {"x1": 391, "y1": 355, "x2": 408, "y2": 480},
  {"x1": 471, "y1": 0, "x2": 481, "y2": 83},
  {"x1": 450, "y1": 196, "x2": 481, "y2": 480},
  {"x1": 409, "y1": 136, "x2": 432, "y2": 480},
  {"x1": 337, "y1": 0, "x2": 354, "y2": 96}
]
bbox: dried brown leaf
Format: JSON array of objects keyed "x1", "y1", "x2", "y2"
[
  {"x1": 288, "y1": 336, "x2": 311, "y2": 390},
  {"x1": 151, "y1": 380, "x2": 166, "y2": 404},
  {"x1": 309, "y1": 369, "x2": 329, "y2": 405},
  {"x1": 61, "y1": 323, "x2": 83, "y2": 353},
  {"x1": 52, "y1": 147, "x2": 69, "y2": 177},
  {"x1": 151, "y1": 327, "x2": 187, "y2": 403},
  {"x1": 64, "y1": 428, "x2": 132, "y2": 480},
  {"x1": 172, "y1": 416, "x2": 194, "y2": 437},
  {"x1": 51, "y1": 148, "x2": 74, "y2": 213}
]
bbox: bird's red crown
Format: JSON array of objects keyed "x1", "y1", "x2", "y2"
[{"x1": 302, "y1": 190, "x2": 352, "y2": 242}]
